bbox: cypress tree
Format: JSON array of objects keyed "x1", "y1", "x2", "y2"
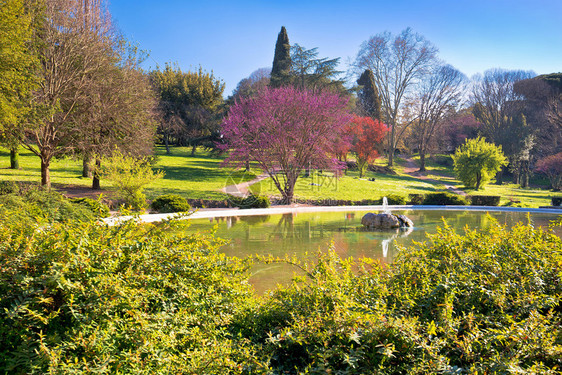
[
  {"x1": 270, "y1": 26, "x2": 292, "y2": 88},
  {"x1": 357, "y1": 69, "x2": 382, "y2": 120}
]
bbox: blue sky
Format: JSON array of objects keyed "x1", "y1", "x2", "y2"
[{"x1": 109, "y1": 0, "x2": 562, "y2": 96}]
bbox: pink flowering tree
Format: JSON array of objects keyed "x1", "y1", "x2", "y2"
[
  {"x1": 535, "y1": 152, "x2": 562, "y2": 190},
  {"x1": 221, "y1": 86, "x2": 353, "y2": 203}
]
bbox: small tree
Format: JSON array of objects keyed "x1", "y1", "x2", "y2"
[
  {"x1": 535, "y1": 152, "x2": 562, "y2": 190},
  {"x1": 452, "y1": 137, "x2": 507, "y2": 190},
  {"x1": 351, "y1": 116, "x2": 388, "y2": 178},
  {"x1": 102, "y1": 150, "x2": 164, "y2": 210},
  {"x1": 221, "y1": 86, "x2": 353, "y2": 204}
]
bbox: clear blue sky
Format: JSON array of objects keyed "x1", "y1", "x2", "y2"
[{"x1": 109, "y1": 0, "x2": 562, "y2": 97}]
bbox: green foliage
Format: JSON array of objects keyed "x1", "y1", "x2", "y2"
[
  {"x1": 230, "y1": 194, "x2": 271, "y2": 209},
  {"x1": 151, "y1": 194, "x2": 191, "y2": 213},
  {"x1": 379, "y1": 194, "x2": 407, "y2": 205},
  {"x1": 452, "y1": 136, "x2": 508, "y2": 189},
  {"x1": 1, "y1": 210, "x2": 561, "y2": 373},
  {"x1": 0, "y1": 214, "x2": 256, "y2": 374},
  {"x1": 0, "y1": 180, "x2": 20, "y2": 195},
  {"x1": 233, "y1": 219, "x2": 562, "y2": 372},
  {"x1": 470, "y1": 195, "x2": 501, "y2": 206},
  {"x1": 102, "y1": 150, "x2": 165, "y2": 211},
  {"x1": 0, "y1": 188, "x2": 94, "y2": 223},
  {"x1": 422, "y1": 192, "x2": 468, "y2": 205},
  {"x1": 270, "y1": 26, "x2": 292, "y2": 88},
  {"x1": 356, "y1": 69, "x2": 382, "y2": 119},
  {"x1": 70, "y1": 197, "x2": 110, "y2": 218},
  {"x1": 408, "y1": 193, "x2": 425, "y2": 205},
  {"x1": 0, "y1": 0, "x2": 39, "y2": 129}
]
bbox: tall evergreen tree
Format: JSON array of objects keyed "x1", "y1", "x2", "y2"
[
  {"x1": 356, "y1": 69, "x2": 382, "y2": 120},
  {"x1": 270, "y1": 26, "x2": 291, "y2": 88}
]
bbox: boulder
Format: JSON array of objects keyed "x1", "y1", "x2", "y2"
[{"x1": 361, "y1": 213, "x2": 413, "y2": 229}]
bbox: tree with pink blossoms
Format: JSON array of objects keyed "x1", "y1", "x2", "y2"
[{"x1": 221, "y1": 86, "x2": 353, "y2": 203}]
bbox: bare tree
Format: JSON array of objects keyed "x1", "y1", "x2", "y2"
[
  {"x1": 471, "y1": 69, "x2": 534, "y2": 143},
  {"x1": 354, "y1": 28, "x2": 438, "y2": 166},
  {"x1": 411, "y1": 64, "x2": 465, "y2": 171},
  {"x1": 471, "y1": 69, "x2": 535, "y2": 184},
  {"x1": 22, "y1": 0, "x2": 115, "y2": 188}
]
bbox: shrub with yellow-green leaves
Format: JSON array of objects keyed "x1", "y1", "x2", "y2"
[{"x1": 0, "y1": 214, "x2": 257, "y2": 374}]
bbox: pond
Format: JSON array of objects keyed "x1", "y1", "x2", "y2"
[{"x1": 186, "y1": 209, "x2": 562, "y2": 293}]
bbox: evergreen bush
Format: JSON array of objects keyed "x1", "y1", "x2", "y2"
[
  {"x1": 422, "y1": 192, "x2": 468, "y2": 205},
  {"x1": 230, "y1": 194, "x2": 271, "y2": 209},
  {"x1": 408, "y1": 193, "x2": 425, "y2": 205},
  {"x1": 151, "y1": 194, "x2": 191, "y2": 213},
  {"x1": 377, "y1": 194, "x2": 406, "y2": 205},
  {"x1": 470, "y1": 195, "x2": 501, "y2": 206}
]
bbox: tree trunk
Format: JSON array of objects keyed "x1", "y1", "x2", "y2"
[
  {"x1": 419, "y1": 152, "x2": 426, "y2": 172},
  {"x1": 9, "y1": 147, "x2": 19, "y2": 169},
  {"x1": 245, "y1": 159, "x2": 250, "y2": 172},
  {"x1": 164, "y1": 133, "x2": 170, "y2": 155},
  {"x1": 82, "y1": 154, "x2": 93, "y2": 178},
  {"x1": 495, "y1": 168, "x2": 504, "y2": 185},
  {"x1": 520, "y1": 160, "x2": 530, "y2": 188},
  {"x1": 92, "y1": 158, "x2": 101, "y2": 190},
  {"x1": 476, "y1": 172, "x2": 482, "y2": 190},
  {"x1": 191, "y1": 144, "x2": 196, "y2": 156},
  {"x1": 41, "y1": 158, "x2": 51, "y2": 188}
]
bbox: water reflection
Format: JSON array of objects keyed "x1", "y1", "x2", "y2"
[{"x1": 188, "y1": 210, "x2": 561, "y2": 293}]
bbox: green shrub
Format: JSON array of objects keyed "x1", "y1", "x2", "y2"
[
  {"x1": 230, "y1": 194, "x2": 271, "y2": 209},
  {"x1": 422, "y1": 192, "x2": 468, "y2": 205},
  {"x1": 452, "y1": 137, "x2": 508, "y2": 189},
  {"x1": 377, "y1": 194, "x2": 406, "y2": 205},
  {"x1": 408, "y1": 193, "x2": 425, "y2": 205},
  {"x1": 552, "y1": 196, "x2": 562, "y2": 206},
  {"x1": 470, "y1": 195, "x2": 501, "y2": 206},
  {"x1": 0, "y1": 214, "x2": 256, "y2": 374},
  {"x1": 70, "y1": 197, "x2": 110, "y2": 218},
  {"x1": 151, "y1": 194, "x2": 191, "y2": 213},
  {"x1": 0, "y1": 189, "x2": 94, "y2": 223},
  {"x1": 0, "y1": 180, "x2": 19, "y2": 195},
  {"x1": 101, "y1": 150, "x2": 165, "y2": 211}
]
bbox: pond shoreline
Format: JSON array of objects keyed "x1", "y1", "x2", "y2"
[{"x1": 104, "y1": 205, "x2": 562, "y2": 225}]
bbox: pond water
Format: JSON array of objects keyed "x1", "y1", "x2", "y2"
[{"x1": 186, "y1": 209, "x2": 562, "y2": 293}]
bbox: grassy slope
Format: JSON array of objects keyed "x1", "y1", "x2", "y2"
[{"x1": 0, "y1": 147, "x2": 556, "y2": 207}]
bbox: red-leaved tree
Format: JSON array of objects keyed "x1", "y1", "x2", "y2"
[
  {"x1": 535, "y1": 152, "x2": 562, "y2": 190},
  {"x1": 221, "y1": 86, "x2": 353, "y2": 203},
  {"x1": 351, "y1": 116, "x2": 388, "y2": 177}
]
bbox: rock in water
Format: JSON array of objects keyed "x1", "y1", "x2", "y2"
[
  {"x1": 361, "y1": 213, "x2": 413, "y2": 229},
  {"x1": 395, "y1": 215, "x2": 414, "y2": 228}
]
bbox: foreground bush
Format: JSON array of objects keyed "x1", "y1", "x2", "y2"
[
  {"x1": 236, "y1": 218, "x2": 562, "y2": 373},
  {"x1": 0, "y1": 188, "x2": 94, "y2": 223},
  {"x1": 422, "y1": 192, "x2": 468, "y2": 205},
  {"x1": 1, "y1": 212, "x2": 561, "y2": 373},
  {"x1": 70, "y1": 197, "x2": 110, "y2": 218},
  {"x1": 0, "y1": 215, "x2": 256, "y2": 374},
  {"x1": 151, "y1": 194, "x2": 191, "y2": 213}
]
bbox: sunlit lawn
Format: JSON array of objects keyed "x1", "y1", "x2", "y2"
[{"x1": 0, "y1": 146, "x2": 557, "y2": 207}]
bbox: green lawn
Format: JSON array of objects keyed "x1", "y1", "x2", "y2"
[
  {"x1": 251, "y1": 169, "x2": 445, "y2": 201},
  {"x1": 0, "y1": 146, "x2": 557, "y2": 207}
]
